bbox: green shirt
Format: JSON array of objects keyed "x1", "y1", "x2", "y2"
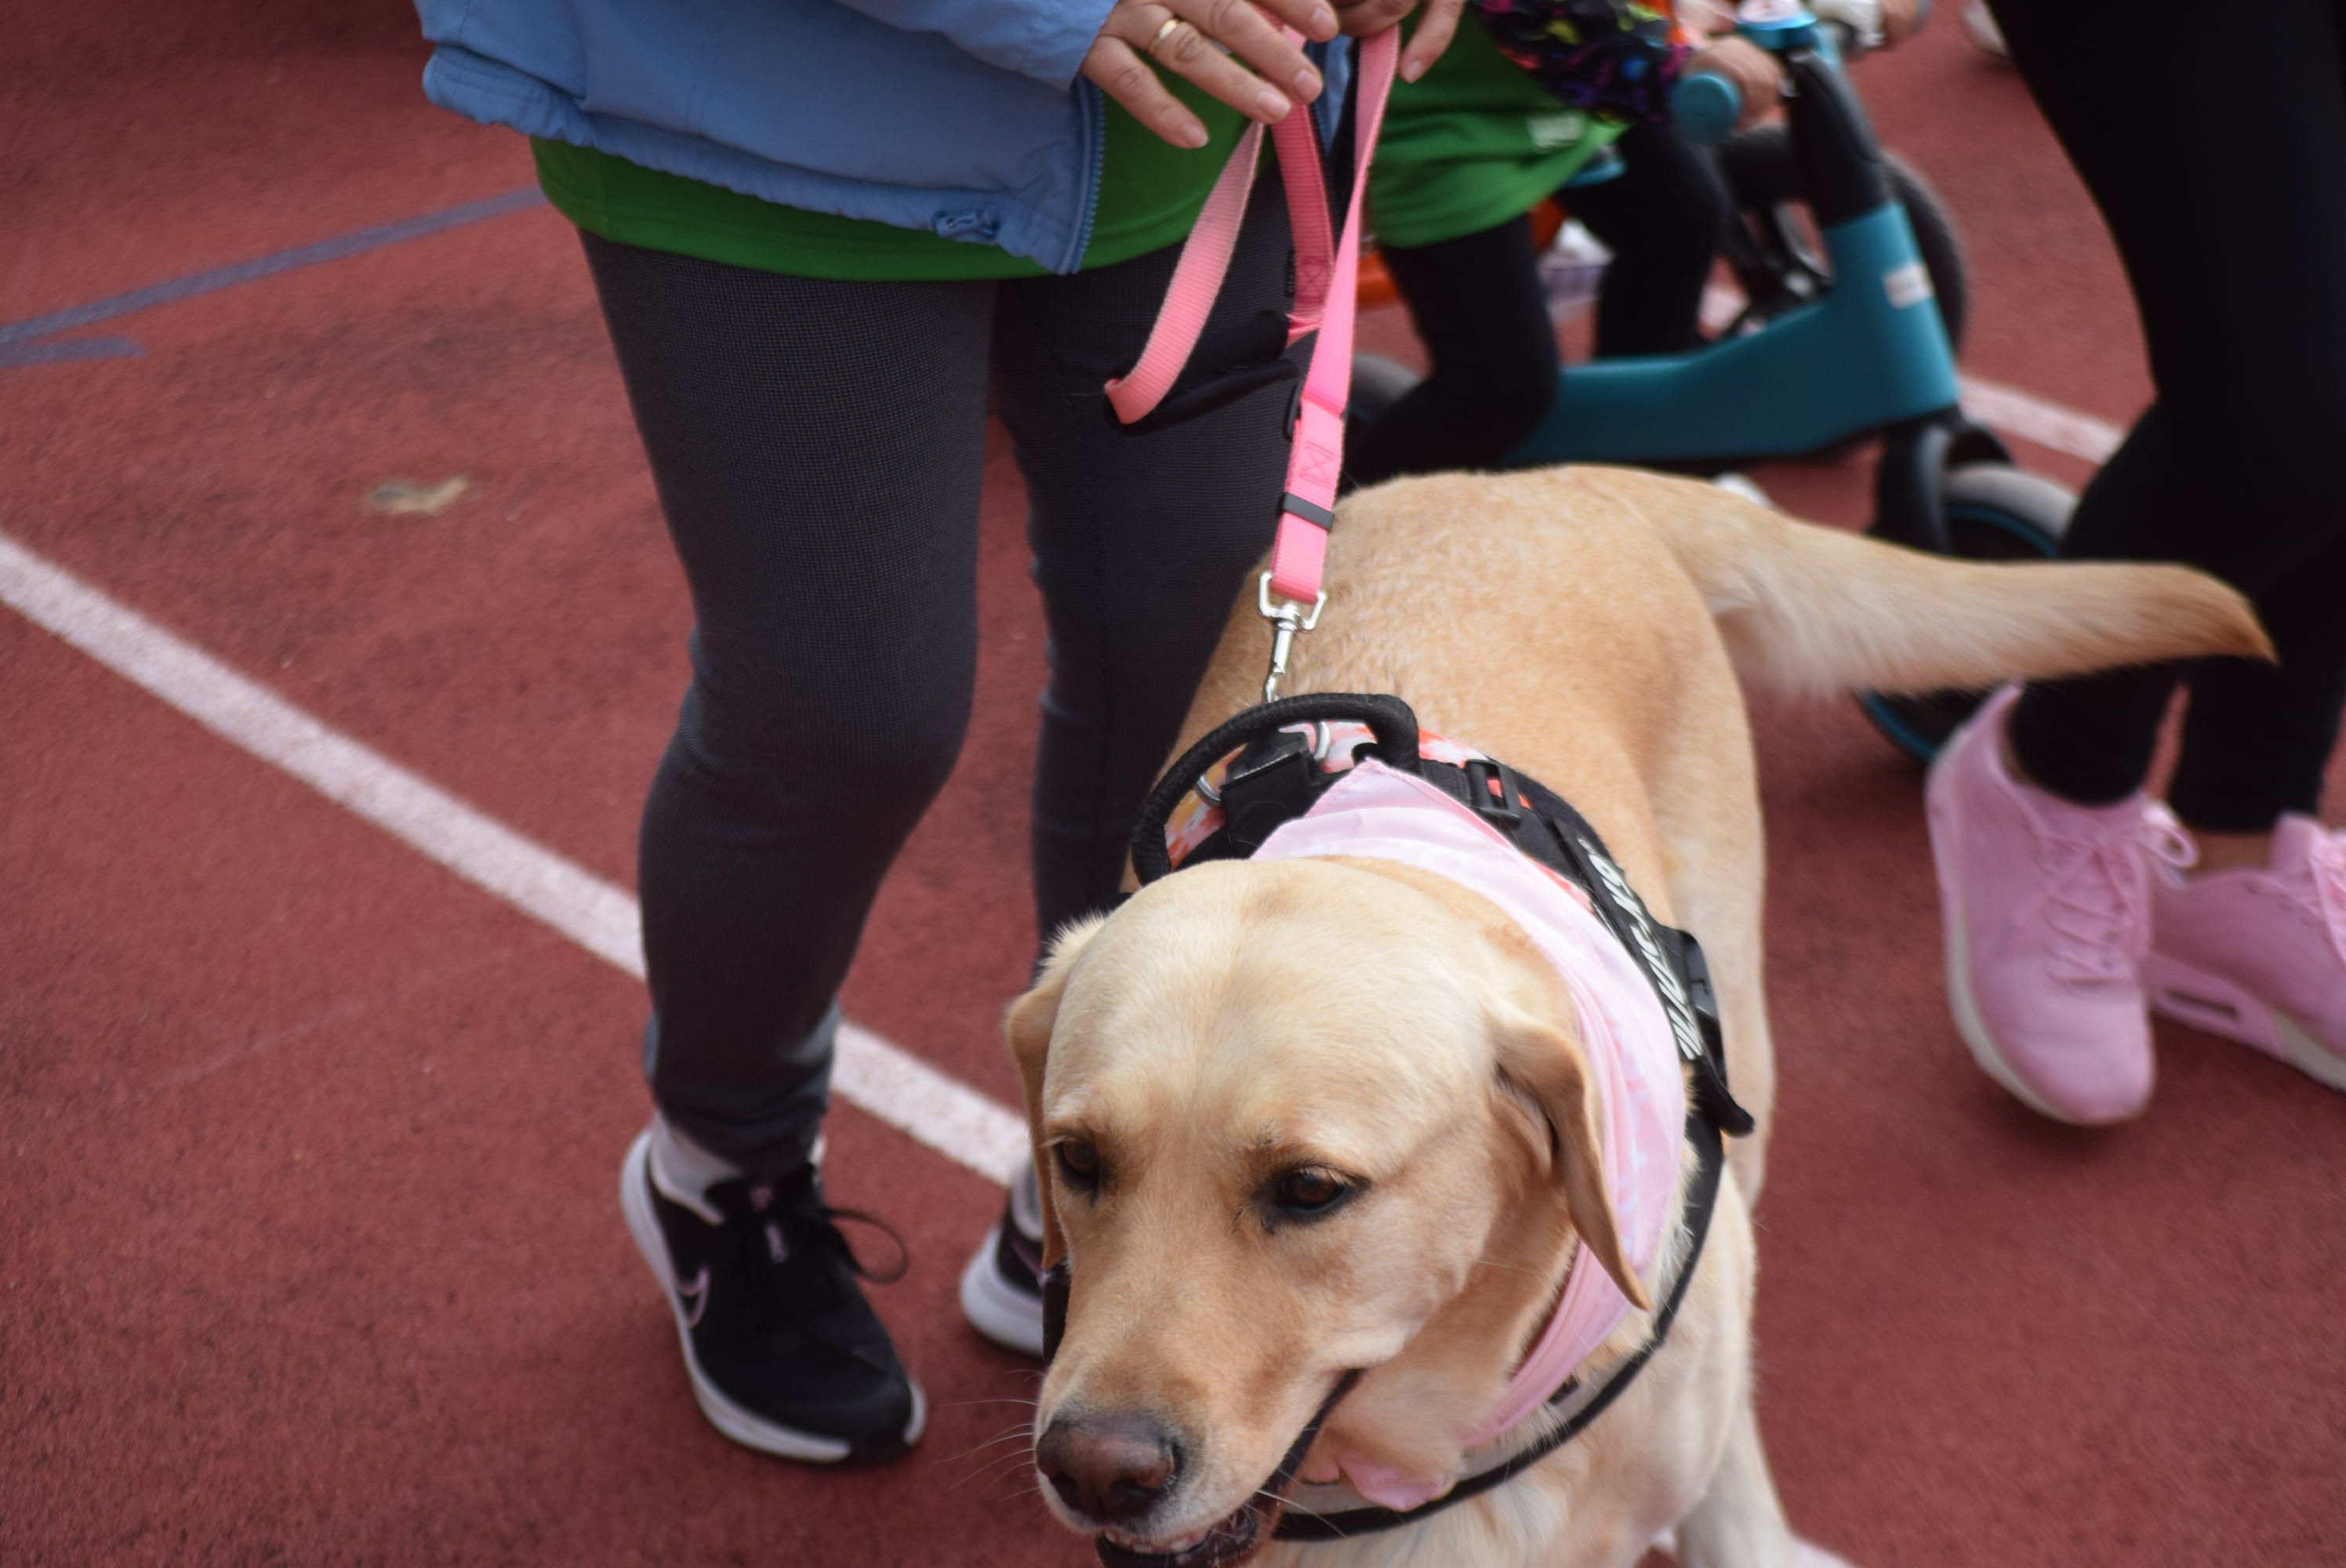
[
  {"x1": 534, "y1": 78, "x2": 1247, "y2": 281},
  {"x1": 1367, "y1": 20, "x2": 1622, "y2": 252}
]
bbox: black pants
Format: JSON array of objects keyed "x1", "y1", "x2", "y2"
[
  {"x1": 578, "y1": 187, "x2": 1295, "y2": 1175},
  {"x1": 1992, "y1": 0, "x2": 2346, "y2": 829},
  {"x1": 1347, "y1": 122, "x2": 1730, "y2": 487}
]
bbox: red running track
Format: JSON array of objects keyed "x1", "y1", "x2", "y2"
[{"x1": 3, "y1": 4, "x2": 2339, "y2": 1565}]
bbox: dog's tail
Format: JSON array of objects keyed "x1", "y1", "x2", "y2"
[{"x1": 1650, "y1": 495, "x2": 2271, "y2": 697}]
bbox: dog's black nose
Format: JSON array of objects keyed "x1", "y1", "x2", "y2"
[{"x1": 1036, "y1": 1412, "x2": 1179, "y2": 1525}]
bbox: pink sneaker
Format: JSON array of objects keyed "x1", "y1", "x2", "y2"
[
  {"x1": 1926, "y1": 688, "x2": 2192, "y2": 1123},
  {"x1": 2143, "y1": 815, "x2": 2346, "y2": 1091}
]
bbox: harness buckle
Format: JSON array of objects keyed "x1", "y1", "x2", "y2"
[
  {"x1": 1463, "y1": 758, "x2": 1524, "y2": 828},
  {"x1": 1258, "y1": 572, "x2": 1327, "y2": 702},
  {"x1": 1218, "y1": 729, "x2": 1323, "y2": 856}
]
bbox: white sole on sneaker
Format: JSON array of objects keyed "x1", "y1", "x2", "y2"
[
  {"x1": 2141, "y1": 954, "x2": 2346, "y2": 1093},
  {"x1": 1927, "y1": 757, "x2": 2149, "y2": 1127},
  {"x1": 958, "y1": 1222, "x2": 1047, "y2": 1358},
  {"x1": 1961, "y1": 2, "x2": 2010, "y2": 56},
  {"x1": 1939, "y1": 911, "x2": 2097, "y2": 1123},
  {"x1": 619, "y1": 1131, "x2": 927, "y2": 1461}
]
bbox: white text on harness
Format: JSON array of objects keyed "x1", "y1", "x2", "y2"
[{"x1": 1582, "y1": 843, "x2": 1704, "y2": 1065}]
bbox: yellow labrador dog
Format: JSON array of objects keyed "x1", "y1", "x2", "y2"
[{"x1": 1011, "y1": 467, "x2": 2264, "y2": 1568}]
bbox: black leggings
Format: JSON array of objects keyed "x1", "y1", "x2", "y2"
[
  {"x1": 578, "y1": 185, "x2": 1295, "y2": 1175},
  {"x1": 1347, "y1": 122, "x2": 1730, "y2": 486},
  {"x1": 1992, "y1": 0, "x2": 2346, "y2": 829}
]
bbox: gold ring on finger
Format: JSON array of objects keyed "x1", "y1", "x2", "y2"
[{"x1": 1146, "y1": 16, "x2": 1189, "y2": 56}]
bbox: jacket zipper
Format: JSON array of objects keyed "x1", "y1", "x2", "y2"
[{"x1": 1066, "y1": 81, "x2": 1106, "y2": 274}]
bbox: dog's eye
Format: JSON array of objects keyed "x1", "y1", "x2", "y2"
[
  {"x1": 1270, "y1": 1167, "x2": 1350, "y2": 1215},
  {"x1": 1055, "y1": 1139, "x2": 1102, "y2": 1193}
]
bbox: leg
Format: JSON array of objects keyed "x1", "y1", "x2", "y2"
[
  {"x1": 2141, "y1": 539, "x2": 2346, "y2": 1089},
  {"x1": 1931, "y1": 0, "x2": 2346, "y2": 1119},
  {"x1": 2173, "y1": 525, "x2": 2346, "y2": 840},
  {"x1": 1988, "y1": 0, "x2": 2346, "y2": 804},
  {"x1": 1346, "y1": 214, "x2": 1560, "y2": 487},
  {"x1": 1674, "y1": 1388, "x2": 1799, "y2": 1568},
  {"x1": 2003, "y1": 412, "x2": 2205, "y2": 801},
  {"x1": 1674, "y1": 1189, "x2": 1796, "y2": 1568},
  {"x1": 1567, "y1": 121, "x2": 1731, "y2": 358},
  {"x1": 995, "y1": 173, "x2": 1301, "y2": 939},
  {"x1": 956, "y1": 173, "x2": 1298, "y2": 1359},
  {"x1": 580, "y1": 233, "x2": 993, "y2": 1175}
]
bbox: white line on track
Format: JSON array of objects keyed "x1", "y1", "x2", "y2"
[
  {"x1": 8, "y1": 527, "x2": 1876, "y2": 1558},
  {"x1": 0, "y1": 530, "x2": 1028, "y2": 1185},
  {"x1": 1952, "y1": 376, "x2": 2123, "y2": 465},
  {"x1": 1698, "y1": 284, "x2": 2126, "y2": 464}
]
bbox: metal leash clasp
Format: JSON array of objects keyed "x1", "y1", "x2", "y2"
[{"x1": 1258, "y1": 572, "x2": 1327, "y2": 701}]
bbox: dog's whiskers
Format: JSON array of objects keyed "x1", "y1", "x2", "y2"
[
  {"x1": 946, "y1": 1446, "x2": 1044, "y2": 1494},
  {"x1": 930, "y1": 1422, "x2": 1037, "y2": 1468},
  {"x1": 1469, "y1": 1253, "x2": 1543, "y2": 1276},
  {"x1": 1260, "y1": 1486, "x2": 1352, "y2": 1541}
]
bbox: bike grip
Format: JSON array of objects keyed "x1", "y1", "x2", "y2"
[{"x1": 1672, "y1": 71, "x2": 1741, "y2": 147}]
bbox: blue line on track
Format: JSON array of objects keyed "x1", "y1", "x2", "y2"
[
  {"x1": 0, "y1": 336, "x2": 145, "y2": 369},
  {"x1": 0, "y1": 187, "x2": 547, "y2": 350}
]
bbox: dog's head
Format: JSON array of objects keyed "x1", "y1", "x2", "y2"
[{"x1": 1011, "y1": 856, "x2": 1647, "y2": 1568}]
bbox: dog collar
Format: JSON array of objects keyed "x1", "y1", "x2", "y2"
[{"x1": 1106, "y1": 693, "x2": 1753, "y2": 1539}]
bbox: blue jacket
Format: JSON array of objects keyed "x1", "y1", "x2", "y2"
[
  {"x1": 419, "y1": 0, "x2": 1117, "y2": 272},
  {"x1": 417, "y1": 3, "x2": 1346, "y2": 276}
]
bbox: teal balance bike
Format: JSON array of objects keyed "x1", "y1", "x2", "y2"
[{"x1": 1358, "y1": 5, "x2": 2073, "y2": 760}]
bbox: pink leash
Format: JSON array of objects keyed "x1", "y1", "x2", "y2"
[{"x1": 1104, "y1": 27, "x2": 1400, "y2": 698}]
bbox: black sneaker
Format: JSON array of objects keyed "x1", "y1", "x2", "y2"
[
  {"x1": 620, "y1": 1128, "x2": 926, "y2": 1462},
  {"x1": 957, "y1": 1162, "x2": 1047, "y2": 1356}
]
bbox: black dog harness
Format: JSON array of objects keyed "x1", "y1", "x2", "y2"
[{"x1": 1045, "y1": 693, "x2": 1754, "y2": 1539}]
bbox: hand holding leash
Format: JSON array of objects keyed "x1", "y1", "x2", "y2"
[
  {"x1": 1082, "y1": 0, "x2": 1340, "y2": 148},
  {"x1": 1329, "y1": 0, "x2": 1469, "y2": 81},
  {"x1": 1099, "y1": 22, "x2": 1399, "y2": 697}
]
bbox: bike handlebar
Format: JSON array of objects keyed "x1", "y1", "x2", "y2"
[
  {"x1": 1671, "y1": 10, "x2": 1872, "y2": 147},
  {"x1": 1671, "y1": 71, "x2": 1743, "y2": 147}
]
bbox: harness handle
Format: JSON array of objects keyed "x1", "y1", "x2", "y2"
[{"x1": 1130, "y1": 693, "x2": 1422, "y2": 885}]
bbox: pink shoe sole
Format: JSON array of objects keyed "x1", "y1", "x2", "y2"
[{"x1": 2141, "y1": 953, "x2": 2346, "y2": 1092}]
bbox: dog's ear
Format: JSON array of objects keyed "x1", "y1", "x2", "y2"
[
  {"x1": 1005, "y1": 915, "x2": 1106, "y2": 1273},
  {"x1": 1491, "y1": 1007, "x2": 1652, "y2": 1312}
]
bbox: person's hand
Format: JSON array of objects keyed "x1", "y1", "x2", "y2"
[
  {"x1": 1687, "y1": 35, "x2": 1785, "y2": 129},
  {"x1": 1082, "y1": 0, "x2": 1340, "y2": 148},
  {"x1": 1328, "y1": 0, "x2": 1469, "y2": 81},
  {"x1": 1811, "y1": 0, "x2": 1923, "y2": 50}
]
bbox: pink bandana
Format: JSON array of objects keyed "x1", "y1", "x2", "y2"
[{"x1": 1252, "y1": 760, "x2": 1688, "y2": 1509}]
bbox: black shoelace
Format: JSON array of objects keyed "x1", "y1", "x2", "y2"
[{"x1": 722, "y1": 1174, "x2": 910, "y2": 1301}]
